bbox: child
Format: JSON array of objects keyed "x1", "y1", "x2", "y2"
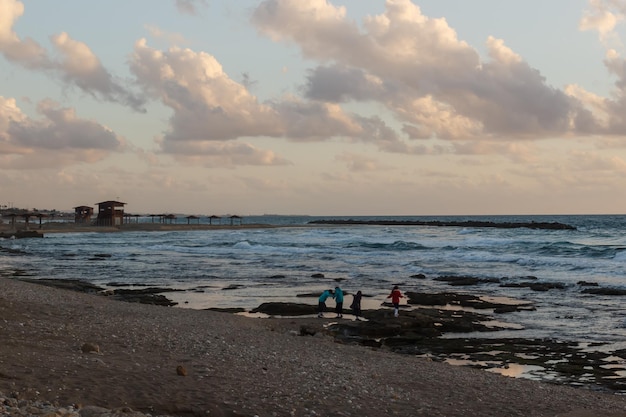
[
  {"x1": 387, "y1": 285, "x2": 403, "y2": 317},
  {"x1": 318, "y1": 289, "x2": 333, "y2": 318},
  {"x1": 333, "y1": 286, "x2": 344, "y2": 318},
  {"x1": 350, "y1": 290, "x2": 362, "y2": 321}
]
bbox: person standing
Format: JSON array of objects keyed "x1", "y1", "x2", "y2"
[
  {"x1": 334, "y1": 286, "x2": 344, "y2": 318},
  {"x1": 318, "y1": 289, "x2": 333, "y2": 318},
  {"x1": 350, "y1": 290, "x2": 362, "y2": 321},
  {"x1": 387, "y1": 285, "x2": 403, "y2": 317}
]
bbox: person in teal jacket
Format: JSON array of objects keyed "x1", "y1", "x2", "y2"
[
  {"x1": 318, "y1": 289, "x2": 333, "y2": 318},
  {"x1": 333, "y1": 286, "x2": 344, "y2": 318}
]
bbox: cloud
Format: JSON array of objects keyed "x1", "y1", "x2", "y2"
[
  {"x1": 0, "y1": 0, "x2": 50, "y2": 68},
  {"x1": 0, "y1": 96, "x2": 125, "y2": 168},
  {"x1": 335, "y1": 152, "x2": 391, "y2": 172},
  {"x1": 175, "y1": 0, "x2": 208, "y2": 15},
  {"x1": 50, "y1": 33, "x2": 146, "y2": 111},
  {"x1": 157, "y1": 139, "x2": 291, "y2": 167},
  {"x1": 129, "y1": 38, "x2": 406, "y2": 157},
  {"x1": 580, "y1": 0, "x2": 625, "y2": 47},
  {"x1": 252, "y1": 0, "x2": 608, "y2": 141},
  {"x1": 0, "y1": 0, "x2": 145, "y2": 111},
  {"x1": 130, "y1": 38, "x2": 283, "y2": 143},
  {"x1": 144, "y1": 25, "x2": 189, "y2": 46}
]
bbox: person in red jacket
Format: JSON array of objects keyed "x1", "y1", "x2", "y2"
[{"x1": 387, "y1": 285, "x2": 403, "y2": 317}]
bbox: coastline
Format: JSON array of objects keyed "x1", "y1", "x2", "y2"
[
  {"x1": 0, "y1": 221, "x2": 282, "y2": 235},
  {"x1": 2, "y1": 278, "x2": 626, "y2": 417}
]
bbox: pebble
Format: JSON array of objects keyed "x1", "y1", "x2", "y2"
[{"x1": 0, "y1": 391, "x2": 173, "y2": 417}]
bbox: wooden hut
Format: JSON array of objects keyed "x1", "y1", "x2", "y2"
[
  {"x1": 74, "y1": 206, "x2": 94, "y2": 224},
  {"x1": 95, "y1": 201, "x2": 126, "y2": 226},
  {"x1": 186, "y1": 215, "x2": 200, "y2": 224},
  {"x1": 208, "y1": 215, "x2": 221, "y2": 225},
  {"x1": 229, "y1": 215, "x2": 242, "y2": 226}
]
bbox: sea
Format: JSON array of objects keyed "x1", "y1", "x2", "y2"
[{"x1": 3, "y1": 214, "x2": 626, "y2": 367}]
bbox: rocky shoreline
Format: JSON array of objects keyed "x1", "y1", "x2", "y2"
[
  {"x1": 11, "y1": 276, "x2": 626, "y2": 395},
  {"x1": 4, "y1": 277, "x2": 626, "y2": 416}
]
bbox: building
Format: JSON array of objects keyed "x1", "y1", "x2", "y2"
[
  {"x1": 74, "y1": 206, "x2": 94, "y2": 224},
  {"x1": 95, "y1": 201, "x2": 126, "y2": 226}
]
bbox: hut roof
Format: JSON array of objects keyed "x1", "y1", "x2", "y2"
[{"x1": 96, "y1": 201, "x2": 126, "y2": 206}]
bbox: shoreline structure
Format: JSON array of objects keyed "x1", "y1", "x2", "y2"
[
  {"x1": 0, "y1": 218, "x2": 577, "y2": 237},
  {"x1": 2, "y1": 277, "x2": 626, "y2": 417}
]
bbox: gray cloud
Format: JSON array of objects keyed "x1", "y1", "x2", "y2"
[
  {"x1": 0, "y1": 96, "x2": 125, "y2": 168},
  {"x1": 175, "y1": 0, "x2": 208, "y2": 15},
  {"x1": 4, "y1": 99, "x2": 124, "y2": 151}
]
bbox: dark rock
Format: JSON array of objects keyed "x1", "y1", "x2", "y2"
[
  {"x1": 81, "y1": 342, "x2": 100, "y2": 354},
  {"x1": 0, "y1": 230, "x2": 43, "y2": 239},
  {"x1": 311, "y1": 273, "x2": 325, "y2": 278},
  {"x1": 300, "y1": 325, "x2": 317, "y2": 336},
  {"x1": 18, "y1": 278, "x2": 104, "y2": 293},
  {"x1": 112, "y1": 292, "x2": 178, "y2": 306},
  {"x1": 250, "y1": 302, "x2": 316, "y2": 316},
  {"x1": 582, "y1": 287, "x2": 626, "y2": 296},
  {"x1": 500, "y1": 282, "x2": 565, "y2": 291},
  {"x1": 404, "y1": 291, "x2": 533, "y2": 312},
  {"x1": 434, "y1": 276, "x2": 501, "y2": 286},
  {"x1": 222, "y1": 284, "x2": 245, "y2": 290},
  {"x1": 577, "y1": 281, "x2": 599, "y2": 287},
  {"x1": 410, "y1": 274, "x2": 426, "y2": 279},
  {"x1": 205, "y1": 307, "x2": 246, "y2": 313}
]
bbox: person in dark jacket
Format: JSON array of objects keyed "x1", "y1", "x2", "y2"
[{"x1": 350, "y1": 290, "x2": 362, "y2": 320}]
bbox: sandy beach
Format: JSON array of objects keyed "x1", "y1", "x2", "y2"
[{"x1": 1, "y1": 278, "x2": 626, "y2": 417}]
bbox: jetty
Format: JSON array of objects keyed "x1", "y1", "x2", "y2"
[
  {"x1": 0, "y1": 230, "x2": 44, "y2": 239},
  {"x1": 308, "y1": 219, "x2": 576, "y2": 230}
]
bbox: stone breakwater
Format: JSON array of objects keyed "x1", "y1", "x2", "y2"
[
  {"x1": 0, "y1": 391, "x2": 172, "y2": 417},
  {"x1": 308, "y1": 219, "x2": 577, "y2": 230}
]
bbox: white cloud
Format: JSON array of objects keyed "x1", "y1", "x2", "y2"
[
  {"x1": 144, "y1": 25, "x2": 188, "y2": 46},
  {"x1": 252, "y1": 0, "x2": 602, "y2": 141},
  {"x1": 0, "y1": 0, "x2": 50, "y2": 68},
  {"x1": 0, "y1": 0, "x2": 145, "y2": 111},
  {"x1": 129, "y1": 39, "x2": 406, "y2": 156},
  {"x1": 129, "y1": 39, "x2": 283, "y2": 143},
  {"x1": 580, "y1": 0, "x2": 624, "y2": 47}
]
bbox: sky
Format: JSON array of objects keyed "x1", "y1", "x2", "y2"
[{"x1": 2, "y1": 0, "x2": 626, "y2": 216}]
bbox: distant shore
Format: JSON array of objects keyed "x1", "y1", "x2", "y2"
[
  {"x1": 0, "y1": 221, "x2": 281, "y2": 235},
  {"x1": 0, "y1": 217, "x2": 579, "y2": 236}
]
